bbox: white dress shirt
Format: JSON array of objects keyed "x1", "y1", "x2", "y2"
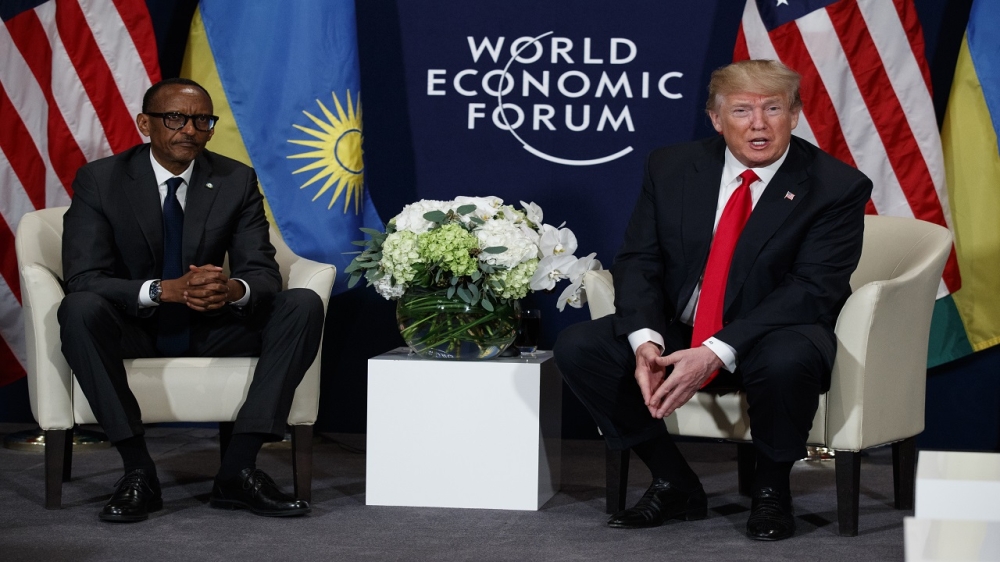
[
  {"x1": 627, "y1": 145, "x2": 790, "y2": 372},
  {"x1": 138, "y1": 151, "x2": 250, "y2": 308}
]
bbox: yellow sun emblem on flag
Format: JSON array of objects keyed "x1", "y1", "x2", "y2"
[{"x1": 287, "y1": 90, "x2": 364, "y2": 213}]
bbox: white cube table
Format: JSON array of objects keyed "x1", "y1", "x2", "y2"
[
  {"x1": 366, "y1": 348, "x2": 562, "y2": 510},
  {"x1": 915, "y1": 450, "x2": 1000, "y2": 522}
]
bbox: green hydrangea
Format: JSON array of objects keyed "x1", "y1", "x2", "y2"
[
  {"x1": 418, "y1": 223, "x2": 479, "y2": 277},
  {"x1": 381, "y1": 230, "x2": 421, "y2": 284},
  {"x1": 493, "y1": 259, "x2": 538, "y2": 300}
]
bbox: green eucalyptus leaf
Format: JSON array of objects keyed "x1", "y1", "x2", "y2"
[
  {"x1": 457, "y1": 286, "x2": 472, "y2": 302},
  {"x1": 447, "y1": 286, "x2": 456, "y2": 299},
  {"x1": 423, "y1": 210, "x2": 448, "y2": 223},
  {"x1": 348, "y1": 272, "x2": 363, "y2": 287},
  {"x1": 483, "y1": 246, "x2": 507, "y2": 254},
  {"x1": 469, "y1": 216, "x2": 485, "y2": 225},
  {"x1": 359, "y1": 227, "x2": 383, "y2": 237},
  {"x1": 482, "y1": 298, "x2": 494, "y2": 312},
  {"x1": 456, "y1": 204, "x2": 477, "y2": 215}
]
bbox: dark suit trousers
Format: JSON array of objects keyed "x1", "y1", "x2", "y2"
[
  {"x1": 57, "y1": 288, "x2": 324, "y2": 443},
  {"x1": 554, "y1": 316, "x2": 833, "y2": 463}
]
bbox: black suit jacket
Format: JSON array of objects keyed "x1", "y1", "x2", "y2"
[
  {"x1": 610, "y1": 135, "x2": 873, "y2": 361},
  {"x1": 62, "y1": 144, "x2": 281, "y2": 318}
]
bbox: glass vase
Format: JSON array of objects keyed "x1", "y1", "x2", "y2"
[{"x1": 396, "y1": 288, "x2": 520, "y2": 360}]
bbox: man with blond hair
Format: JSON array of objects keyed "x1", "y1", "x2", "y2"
[{"x1": 555, "y1": 60, "x2": 872, "y2": 541}]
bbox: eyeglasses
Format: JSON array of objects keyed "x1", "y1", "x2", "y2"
[{"x1": 145, "y1": 112, "x2": 219, "y2": 132}]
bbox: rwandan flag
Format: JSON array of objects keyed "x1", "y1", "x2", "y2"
[
  {"x1": 939, "y1": 0, "x2": 1000, "y2": 358},
  {"x1": 181, "y1": 1, "x2": 381, "y2": 294}
]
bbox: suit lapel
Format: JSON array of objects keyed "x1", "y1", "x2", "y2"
[
  {"x1": 122, "y1": 145, "x2": 164, "y2": 273},
  {"x1": 725, "y1": 142, "x2": 810, "y2": 312},
  {"x1": 182, "y1": 153, "x2": 219, "y2": 267},
  {"x1": 678, "y1": 138, "x2": 726, "y2": 312}
]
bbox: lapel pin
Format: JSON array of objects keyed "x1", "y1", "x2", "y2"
[
  {"x1": 784, "y1": 191, "x2": 795, "y2": 201},
  {"x1": 206, "y1": 182, "x2": 213, "y2": 189}
]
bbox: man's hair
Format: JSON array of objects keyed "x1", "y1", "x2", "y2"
[
  {"x1": 142, "y1": 77, "x2": 213, "y2": 113},
  {"x1": 705, "y1": 59, "x2": 802, "y2": 114}
]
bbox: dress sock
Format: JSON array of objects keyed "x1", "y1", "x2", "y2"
[
  {"x1": 754, "y1": 452, "x2": 794, "y2": 494},
  {"x1": 217, "y1": 433, "x2": 267, "y2": 481},
  {"x1": 631, "y1": 432, "x2": 701, "y2": 490},
  {"x1": 115, "y1": 434, "x2": 156, "y2": 476}
]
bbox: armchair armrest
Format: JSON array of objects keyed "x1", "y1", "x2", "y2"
[
  {"x1": 282, "y1": 256, "x2": 336, "y2": 426},
  {"x1": 584, "y1": 270, "x2": 615, "y2": 320},
  {"x1": 20, "y1": 263, "x2": 74, "y2": 430}
]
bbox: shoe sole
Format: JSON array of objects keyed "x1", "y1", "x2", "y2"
[
  {"x1": 99, "y1": 499, "x2": 163, "y2": 523},
  {"x1": 209, "y1": 498, "x2": 310, "y2": 517}
]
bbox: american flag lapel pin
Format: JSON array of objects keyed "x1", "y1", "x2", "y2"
[{"x1": 784, "y1": 191, "x2": 795, "y2": 201}]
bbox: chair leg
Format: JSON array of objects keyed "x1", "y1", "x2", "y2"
[
  {"x1": 892, "y1": 438, "x2": 916, "y2": 510},
  {"x1": 605, "y1": 445, "x2": 629, "y2": 514},
  {"x1": 62, "y1": 427, "x2": 73, "y2": 482},
  {"x1": 218, "y1": 422, "x2": 235, "y2": 464},
  {"x1": 835, "y1": 450, "x2": 861, "y2": 537},
  {"x1": 291, "y1": 425, "x2": 313, "y2": 503},
  {"x1": 737, "y1": 443, "x2": 756, "y2": 497},
  {"x1": 44, "y1": 429, "x2": 71, "y2": 509}
]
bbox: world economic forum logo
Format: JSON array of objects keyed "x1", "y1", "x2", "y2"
[
  {"x1": 427, "y1": 31, "x2": 685, "y2": 166},
  {"x1": 287, "y1": 91, "x2": 365, "y2": 213}
]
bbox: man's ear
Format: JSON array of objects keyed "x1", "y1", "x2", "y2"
[
  {"x1": 136, "y1": 113, "x2": 150, "y2": 138},
  {"x1": 708, "y1": 110, "x2": 723, "y2": 134}
]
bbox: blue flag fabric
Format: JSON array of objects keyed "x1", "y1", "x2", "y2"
[{"x1": 199, "y1": 1, "x2": 382, "y2": 293}]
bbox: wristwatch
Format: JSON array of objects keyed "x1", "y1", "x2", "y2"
[{"x1": 149, "y1": 280, "x2": 162, "y2": 303}]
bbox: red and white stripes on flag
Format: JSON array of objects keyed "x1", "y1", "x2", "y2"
[
  {"x1": 735, "y1": 0, "x2": 961, "y2": 298},
  {"x1": 0, "y1": 0, "x2": 159, "y2": 386}
]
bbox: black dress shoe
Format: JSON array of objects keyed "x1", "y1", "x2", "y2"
[
  {"x1": 210, "y1": 468, "x2": 310, "y2": 517},
  {"x1": 746, "y1": 487, "x2": 795, "y2": 541},
  {"x1": 99, "y1": 468, "x2": 162, "y2": 523},
  {"x1": 607, "y1": 478, "x2": 708, "y2": 529}
]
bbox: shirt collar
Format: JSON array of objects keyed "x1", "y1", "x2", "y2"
[
  {"x1": 149, "y1": 150, "x2": 195, "y2": 186},
  {"x1": 721, "y1": 144, "x2": 790, "y2": 188}
]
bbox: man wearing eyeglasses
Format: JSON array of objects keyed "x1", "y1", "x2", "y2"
[{"x1": 58, "y1": 78, "x2": 324, "y2": 523}]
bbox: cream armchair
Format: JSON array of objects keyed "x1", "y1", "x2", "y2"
[
  {"x1": 15, "y1": 206, "x2": 336, "y2": 509},
  {"x1": 583, "y1": 215, "x2": 952, "y2": 536}
]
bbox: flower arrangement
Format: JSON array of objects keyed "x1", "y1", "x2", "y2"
[
  {"x1": 346, "y1": 196, "x2": 602, "y2": 359},
  {"x1": 347, "y1": 196, "x2": 601, "y2": 311}
]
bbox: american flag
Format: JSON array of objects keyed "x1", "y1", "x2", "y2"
[
  {"x1": 0, "y1": 0, "x2": 160, "y2": 386},
  {"x1": 735, "y1": 0, "x2": 961, "y2": 297}
]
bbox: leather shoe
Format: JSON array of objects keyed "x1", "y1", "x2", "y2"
[
  {"x1": 746, "y1": 487, "x2": 795, "y2": 541},
  {"x1": 99, "y1": 468, "x2": 162, "y2": 522},
  {"x1": 210, "y1": 468, "x2": 310, "y2": 517},
  {"x1": 607, "y1": 478, "x2": 707, "y2": 528}
]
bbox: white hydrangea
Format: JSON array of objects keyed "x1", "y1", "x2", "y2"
[
  {"x1": 454, "y1": 195, "x2": 503, "y2": 222},
  {"x1": 373, "y1": 276, "x2": 406, "y2": 300},
  {"x1": 392, "y1": 199, "x2": 452, "y2": 234},
  {"x1": 474, "y1": 218, "x2": 537, "y2": 268}
]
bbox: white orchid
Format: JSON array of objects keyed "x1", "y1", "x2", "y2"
[
  {"x1": 530, "y1": 253, "x2": 579, "y2": 291},
  {"x1": 538, "y1": 224, "x2": 578, "y2": 258},
  {"x1": 520, "y1": 200, "x2": 543, "y2": 226},
  {"x1": 555, "y1": 253, "x2": 602, "y2": 310}
]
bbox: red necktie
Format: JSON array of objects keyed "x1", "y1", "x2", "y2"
[{"x1": 691, "y1": 169, "x2": 758, "y2": 386}]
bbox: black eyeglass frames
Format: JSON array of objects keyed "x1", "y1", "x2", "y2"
[{"x1": 145, "y1": 112, "x2": 219, "y2": 132}]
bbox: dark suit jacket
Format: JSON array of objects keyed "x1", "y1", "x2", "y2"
[
  {"x1": 610, "y1": 135, "x2": 873, "y2": 362},
  {"x1": 62, "y1": 144, "x2": 281, "y2": 319}
]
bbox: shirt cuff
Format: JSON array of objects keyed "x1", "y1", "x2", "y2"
[
  {"x1": 701, "y1": 336, "x2": 737, "y2": 372},
  {"x1": 627, "y1": 329, "x2": 665, "y2": 355},
  {"x1": 229, "y1": 279, "x2": 251, "y2": 307},
  {"x1": 138, "y1": 279, "x2": 158, "y2": 308}
]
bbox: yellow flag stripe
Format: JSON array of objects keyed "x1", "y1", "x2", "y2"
[
  {"x1": 941, "y1": 35, "x2": 1000, "y2": 351},
  {"x1": 180, "y1": 7, "x2": 277, "y2": 226}
]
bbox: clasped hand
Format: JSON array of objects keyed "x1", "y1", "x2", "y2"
[
  {"x1": 634, "y1": 342, "x2": 724, "y2": 420},
  {"x1": 160, "y1": 265, "x2": 245, "y2": 311}
]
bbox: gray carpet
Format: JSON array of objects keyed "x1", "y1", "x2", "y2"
[{"x1": 0, "y1": 423, "x2": 906, "y2": 561}]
